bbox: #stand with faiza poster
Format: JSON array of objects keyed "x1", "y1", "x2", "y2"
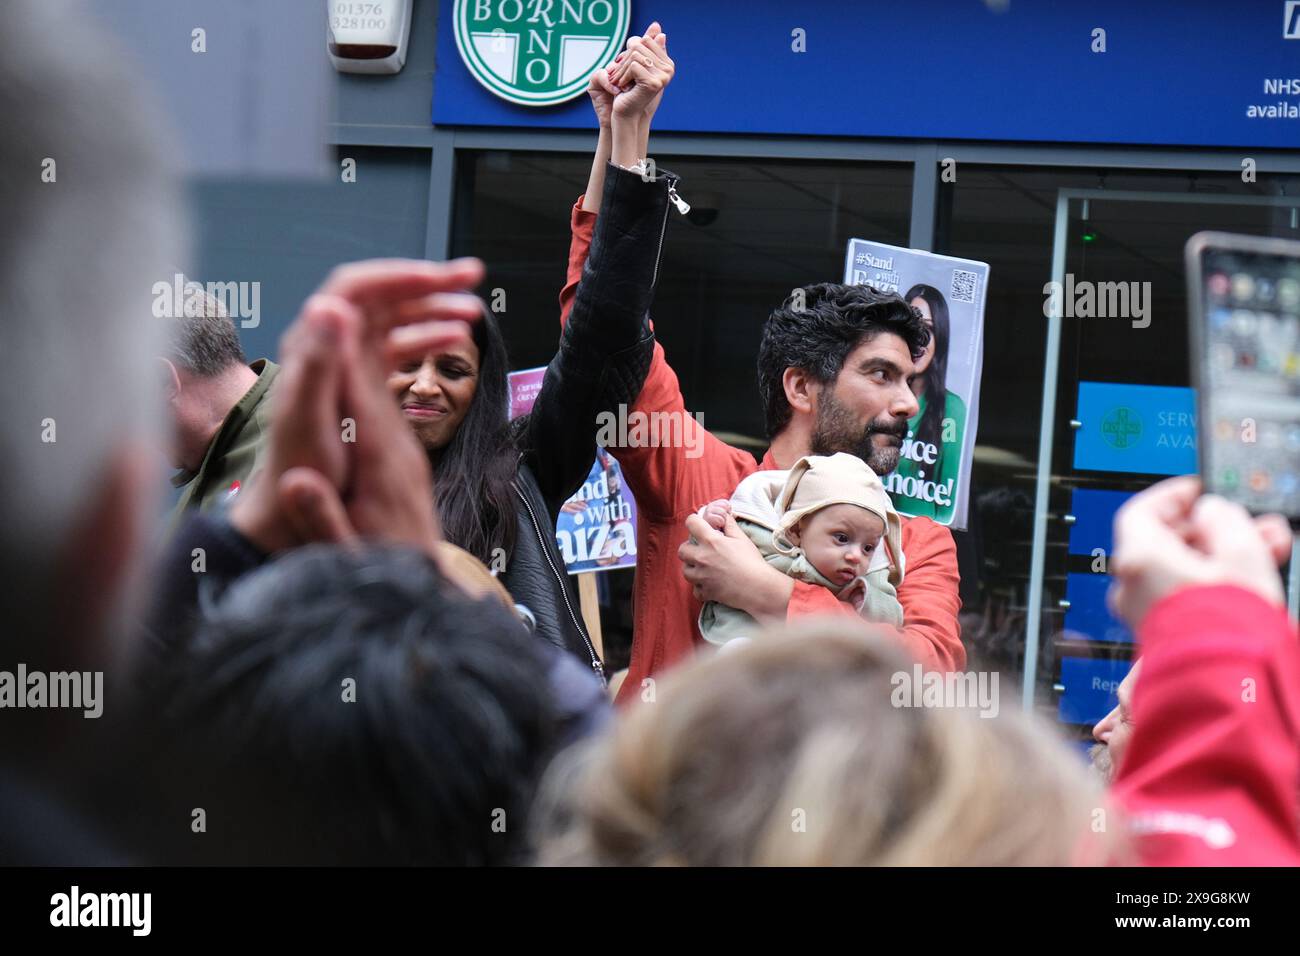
[
  {"x1": 508, "y1": 367, "x2": 638, "y2": 574},
  {"x1": 844, "y1": 239, "x2": 988, "y2": 530}
]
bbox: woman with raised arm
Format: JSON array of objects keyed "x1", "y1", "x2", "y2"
[{"x1": 384, "y1": 37, "x2": 680, "y2": 680}]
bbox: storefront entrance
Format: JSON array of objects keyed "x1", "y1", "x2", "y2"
[{"x1": 1023, "y1": 189, "x2": 1300, "y2": 716}]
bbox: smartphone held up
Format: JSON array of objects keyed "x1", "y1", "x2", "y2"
[{"x1": 1186, "y1": 231, "x2": 1300, "y2": 528}]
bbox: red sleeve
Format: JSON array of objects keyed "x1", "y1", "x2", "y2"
[
  {"x1": 784, "y1": 517, "x2": 964, "y2": 672},
  {"x1": 557, "y1": 199, "x2": 595, "y2": 331},
  {"x1": 557, "y1": 197, "x2": 750, "y2": 521},
  {"x1": 786, "y1": 580, "x2": 861, "y2": 621},
  {"x1": 1113, "y1": 584, "x2": 1300, "y2": 866},
  {"x1": 874, "y1": 518, "x2": 965, "y2": 671}
]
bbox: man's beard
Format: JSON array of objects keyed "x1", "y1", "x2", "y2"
[
  {"x1": 1089, "y1": 742, "x2": 1114, "y2": 786},
  {"x1": 810, "y1": 389, "x2": 908, "y2": 475}
]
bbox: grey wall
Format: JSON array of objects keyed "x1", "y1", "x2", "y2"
[
  {"x1": 179, "y1": 1, "x2": 444, "y2": 359},
  {"x1": 334, "y1": 0, "x2": 443, "y2": 132},
  {"x1": 191, "y1": 146, "x2": 431, "y2": 361},
  {"x1": 94, "y1": 0, "x2": 331, "y2": 178}
]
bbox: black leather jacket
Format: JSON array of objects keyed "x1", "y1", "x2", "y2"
[{"x1": 501, "y1": 163, "x2": 676, "y2": 683}]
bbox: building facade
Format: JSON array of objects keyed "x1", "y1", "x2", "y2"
[{"x1": 194, "y1": 0, "x2": 1300, "y2": 734}]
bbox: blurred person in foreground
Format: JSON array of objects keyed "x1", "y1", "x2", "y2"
[
  {"x1": 136, "y1": 544, "x2": 570, "y2": 864},
  {"x1": 0, "y1": 0, "x2": 598, "y2": 865},
  {"x1": 533, "y1": 622, "x2": 1116, "y2": 866},
  {"x1": 0, "y1": 0, "x2": 182, "y2": 863},
  {"x1": 125, "y1": 257, "x2": 609, "y2": 864},
  {"x1": 1104, "y1": 477, "x2": 1299, "y2": 865},
  {"x1": 1089, "y1": 658, "x2": 1141, "y2": 785},
  {"x1": 534, "y1": 476, "x2": 1299, "y2": 867}
]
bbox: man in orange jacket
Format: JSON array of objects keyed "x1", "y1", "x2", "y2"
[{"x1": 561, "y1": 26, "x2": 963, "y2": 706}]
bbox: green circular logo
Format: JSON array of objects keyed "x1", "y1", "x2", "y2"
[
  {"x1": 453, "y1": 0, "x2": 630, "y2": 107},
  {"x1": 1101, "y1": 407, "x2": 1142, "y2": 450}
]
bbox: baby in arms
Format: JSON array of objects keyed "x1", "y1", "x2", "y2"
[{"x1": 697, "y1": 452, "x2": 904, "y2": 646}]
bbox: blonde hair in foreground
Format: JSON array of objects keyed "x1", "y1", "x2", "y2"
[{"x1": 535, "y1": 624, "x2": 1126, "y2": 866}]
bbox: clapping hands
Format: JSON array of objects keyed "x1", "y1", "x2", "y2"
[{"x1": 230, "y1": 258, "x2": 485, "y2": 562}]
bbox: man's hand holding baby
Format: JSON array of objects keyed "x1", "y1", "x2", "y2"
[{"x1": 680, "y1": 510, "x2": 795, "y2": 624}]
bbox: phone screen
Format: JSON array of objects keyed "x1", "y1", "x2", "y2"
[{"x1": 1194, "y1": 239, "x2": 1300, "y2": 520}]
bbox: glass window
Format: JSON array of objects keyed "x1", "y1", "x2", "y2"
[{"x1": 938, "y1": 164, "x2": 1300, "y2": 741}]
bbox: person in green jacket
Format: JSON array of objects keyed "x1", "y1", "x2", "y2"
[
  {"x1": 890, "y1": 284, "x2": 966, "y2": 525},
  {"x1": 162, "y1": 289, "x2": 278, "y2": 517}
]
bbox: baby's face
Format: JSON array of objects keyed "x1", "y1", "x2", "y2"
[{"x1": 791, "y1": 504, "x2": 885, "y2": 586}]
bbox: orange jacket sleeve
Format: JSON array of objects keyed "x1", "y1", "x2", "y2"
[
  {"x1": 887, "y1": 517, "x2": 965, "y2": 671},
  {"x1": 558, "y1": 197, "x2": 748, "y2": 521},
  {"x1": 557, "y1": 199, "x2": 594, "y2": 331},
  {"x1": 786, "y1": 517, "x2": 965, "y2": 672},
  {"x1": 785, "y1": 581, "x2": 859, "y2": 619}
]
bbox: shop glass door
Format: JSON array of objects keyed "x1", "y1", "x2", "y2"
[{"x1": 1023, "y1": 190, "x2": 1300, "y2": 728}]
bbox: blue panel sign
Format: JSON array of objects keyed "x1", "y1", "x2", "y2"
[
  {"x1": 1058, "y1": 656, "x2": 1133, "y2": 725},
  {"x1": 1073, "y1": 382, "x2": 1197, "y2": 476},
  {"x1": 1063, "y1": 572, "x2": 1132, "y2": 644},
  {"x1": 434, "y1": 0, "x2": 1300, "y2": 149},
  {"x1": 1067, "y1": 488, "x2": 1135, "y2": 556}
]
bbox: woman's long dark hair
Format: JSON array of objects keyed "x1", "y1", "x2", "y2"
[
  {"x1": 431, "y1": 310, "x2": 519, "y2": 564},
  {"x1": 904, "y1": 284, "x2": 950, "y2": 458}
]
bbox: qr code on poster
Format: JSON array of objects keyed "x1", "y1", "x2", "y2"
[{"x1": 949, "y1": 269, "x2": 978, "y2": 304}]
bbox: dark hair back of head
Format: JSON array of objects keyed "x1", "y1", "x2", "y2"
[
  {"x1": 141, "y1": 544, "x2": 558, "y2": 865},
  {"x1": 756, "y1": 283, "x2": 929, "y2": 438}
]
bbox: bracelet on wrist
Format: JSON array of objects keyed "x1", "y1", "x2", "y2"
[{"x1": 616, "y1": 158, "x2": 652, "y2": 178}]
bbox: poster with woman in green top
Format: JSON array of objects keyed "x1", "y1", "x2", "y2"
[{"x1": 845, "y1": 241, "x2": 987, "y2": 529}]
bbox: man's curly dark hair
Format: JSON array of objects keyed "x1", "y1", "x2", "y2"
[{"x1": 756, "y1": 283, "x2": 930, "y2": 438}]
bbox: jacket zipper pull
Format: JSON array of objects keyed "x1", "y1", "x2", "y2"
[
  {"x1": 668, "y1": 183, "x2": 690, "y2": 216},
  {"x1": 592, "y1": 658, "x2": 607, "y2": 684}
]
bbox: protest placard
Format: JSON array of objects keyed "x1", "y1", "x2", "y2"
[
  {"x1": 844, "y1": 239, "x2": 988, "y2": 529},
  {"x1": 509, "y1": 367, "x2": 638, "y2": 573}
]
